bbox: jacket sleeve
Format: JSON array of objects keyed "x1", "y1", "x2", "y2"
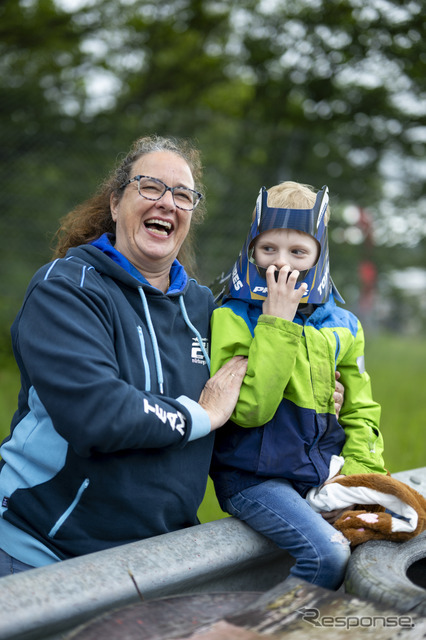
[
  {"x1": 14, "y1": 275, "x2": 208, "y2": 457},
  {"x1": 337, "y1": 321, "x2": 387, "y2": 475},
  {"x1": 210, "y1": 307, "x2": 303, "y2": 427}
]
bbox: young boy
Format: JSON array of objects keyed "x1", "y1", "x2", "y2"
[{"x1": 210, "y1": 181, "x2": 387, "y2": 590}]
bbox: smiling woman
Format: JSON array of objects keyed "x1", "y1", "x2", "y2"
[
  {"x1": 0, "y1": 135, "x2": 247, "y2": 577},
  {"x1": 110, "y1": 151, "x2": 196, "y2": 293}
]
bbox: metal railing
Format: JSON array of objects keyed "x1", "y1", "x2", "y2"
[
  {"x1": 0, "y1": 468, "x2": 424, "y2": 640},
  {"x1": 0, "y1": 516, "x2": 293, "y2": 640}
]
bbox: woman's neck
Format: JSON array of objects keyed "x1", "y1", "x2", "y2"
[
  {"x1": 136, "y1": 264, "x2": 171, "y2": 293},
  {"x1": 146, "y1": 271, "x2": 170, "y2": 293}
]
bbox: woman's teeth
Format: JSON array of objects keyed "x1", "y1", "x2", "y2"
[{"x1": 145, "y1": 219, "x2": 172, "y2": 236}]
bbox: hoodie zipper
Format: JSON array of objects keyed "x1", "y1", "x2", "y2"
[{"x1": 48, "y1": 478, "x2": 90, "y2": 538}]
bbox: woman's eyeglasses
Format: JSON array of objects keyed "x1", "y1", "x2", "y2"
[{"x1": 120, "y1": 175, "x2": 203, "y2": 211}]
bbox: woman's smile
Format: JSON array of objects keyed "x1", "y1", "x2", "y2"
[{"x1": 144, "y1": 217, "x2": 173, "y2": 237}]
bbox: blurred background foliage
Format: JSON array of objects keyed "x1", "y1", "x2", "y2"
[
  {"x1": 0, "y1": 0, "x2": 425, "y2": 479},
  {"x1": 1, "y1": 0, "x2": 425, "y2": 340},
  {"x1": 0, "y1": 0, "x2": 426, "y2": 344}
]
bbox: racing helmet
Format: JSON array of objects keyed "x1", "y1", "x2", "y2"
[{"x1": 219, "y1": 185, "x2": 344, "y2": 305}]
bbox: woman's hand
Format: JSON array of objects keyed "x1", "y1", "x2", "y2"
[
  {"x1": 198, "y1": 356, "x2": 248, "y2": 431},
  {"x1": 262, "y1": 266, "x2": 307, "y2": 322},
  {"x1": 333, "y1": 371, "x2": 345, "y2": 418}
]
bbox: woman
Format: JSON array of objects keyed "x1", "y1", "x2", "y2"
[{"x1": 0, "y1": 135, "x2": 247, "y2": 576}]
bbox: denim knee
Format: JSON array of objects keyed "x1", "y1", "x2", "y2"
[
  {"x1": 309, "y1": 530, "x2": 351, "y2": 590},
  {"x1": 224, "y1": 481, "x2": 351, "y2": 591}
]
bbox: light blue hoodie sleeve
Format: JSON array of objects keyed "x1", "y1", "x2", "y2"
[{"x1": 177, "y1": 395, "x2": 211, "y2": 441}]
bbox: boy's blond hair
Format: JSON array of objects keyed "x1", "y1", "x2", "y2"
[{"x1": 266, "y1": 181, "x2": 331, "y2": 225}]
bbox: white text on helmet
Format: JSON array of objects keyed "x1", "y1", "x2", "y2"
[
  {"x1": 232, "y1": 266, "x2": 243, "y2": 291},
  {"x1": 317, "y1": 266, "x2": 329, "y2": 296}
]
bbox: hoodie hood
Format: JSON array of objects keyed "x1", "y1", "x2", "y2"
[
  {"x1": 219, "y1": 186, "x2": 344, "y2": 305},
  {"x1": 69, "y1": 233, "x2": 188, "y2": 294}
]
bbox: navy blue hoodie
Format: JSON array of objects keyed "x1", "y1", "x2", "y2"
[{"x1": 0, "y1": 235, "x2": 215, "y2": 566}]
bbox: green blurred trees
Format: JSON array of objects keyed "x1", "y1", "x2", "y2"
[{"x1": 1, "y1": 0, "x2": 425, "y2": 342}]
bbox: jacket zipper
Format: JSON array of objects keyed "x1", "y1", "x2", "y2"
[
  {"x1": 48, "y1": 478, "x2": 90, "y2": 538},
  {"x1": 333, "y1": 330, "x2": 341, "y2": 368}
]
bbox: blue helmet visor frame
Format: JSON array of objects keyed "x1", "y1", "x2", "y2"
[{"x1": 223, "y1": 185, "x2": 344, "y2": 305}]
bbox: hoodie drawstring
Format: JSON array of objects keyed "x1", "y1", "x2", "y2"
[
  {"x1": 138, "y1": 287, "x2": 165, "y2": 394},
  {"x1": 137, "y1": 287, "x2": 211, "y2": 396}
]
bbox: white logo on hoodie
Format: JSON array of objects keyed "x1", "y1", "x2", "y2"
[{"x1": 191, "y1": 338, "x2": 209, "y2": 365}]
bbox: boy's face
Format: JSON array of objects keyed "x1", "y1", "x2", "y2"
[{"x1": 253, "y1": 228, "x2": 319, "y2": 273}]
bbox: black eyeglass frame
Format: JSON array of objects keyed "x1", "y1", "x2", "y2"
[{"x1": 119, "y1": 175, "x2": 203, "y2": 211}]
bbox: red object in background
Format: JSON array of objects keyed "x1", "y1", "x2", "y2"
[
  {"x1": 357, "y1": 207, "x2": 375, "y2": 246},
  {"x1": 358, "y1": 260, "x2": 377, "y2": 311},
  {"x1": 359, "y1": 260, "x2": 377, "y2": 287}
]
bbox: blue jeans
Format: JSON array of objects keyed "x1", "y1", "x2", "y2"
[
  {"x1": 224, "y1": 478, "x2": 351, "y2": 590},
  {"x1": 0, "y1": 549, "x2": 34, "y2": 577}
]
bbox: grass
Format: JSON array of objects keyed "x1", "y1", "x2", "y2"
[
  {"x1": 0, "y1": 333, "x2": 424, "y2": 524},
  {"x1": 363, "y1": 332, "x2": 426, "y2": 475},
  {"x1": 0, "y1": 355, "x2": 20, "y2": 436}
]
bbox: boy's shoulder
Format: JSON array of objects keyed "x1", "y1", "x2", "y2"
[
  {"x1": 216, "y1": 297, "x2": 262, "y2": 318},
  {"x1": 213, "y1": 298, "x2": 263, "y2": 335},
  {"x1": 312, "y1": 298, "x2": 360, "y2": 336}
]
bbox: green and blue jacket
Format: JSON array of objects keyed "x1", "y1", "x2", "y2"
[{"x1": 210, "y1": 297, "x2": 386, "y2": 501}]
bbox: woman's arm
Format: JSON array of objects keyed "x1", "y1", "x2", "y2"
[{"x1": 16, "y1": 276, "x2": 245, "y2": 456}]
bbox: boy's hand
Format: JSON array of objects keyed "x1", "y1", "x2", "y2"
[{"x1": 262, "y1": 265, "x2": 307, "y2": 322}]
